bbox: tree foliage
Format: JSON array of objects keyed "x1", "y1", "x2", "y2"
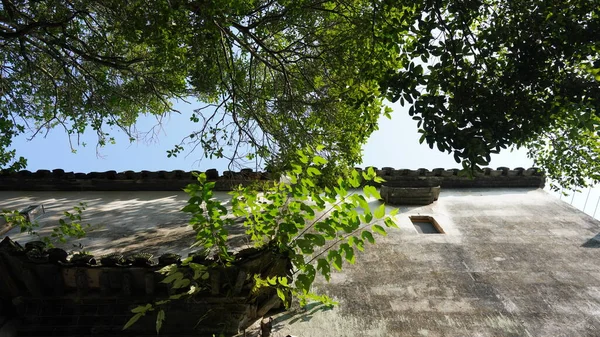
[
  {"x1": 1, "y1": 0, "x2": 392, "y2": 172},
  {"x1": 2, "y1": 202, "x2": 89, "y2": 247},
  {"x1": 0, "y1": 0, "x2": 186, "y2": 169},
  {"x1": 380, "y1": 0, "x2": 600, "y2": 189},
  {"x1": 125, "y1": 150, "x2": 397, "y2": 333},
  {"x1": 2, "y1": 0, "x2": 599, "y2": 188}
]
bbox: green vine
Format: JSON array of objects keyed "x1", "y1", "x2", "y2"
[
  {"x1": 126, "y1": 148, "x2": 398, "y2": 333},
  {"x1": 2, "y1": 202, "x2": 90, "y2": 248}
]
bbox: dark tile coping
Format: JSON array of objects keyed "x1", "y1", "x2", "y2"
[
  {"x1": 0, "y1": 237, "x2": 288, "y2": 335},
  {"x1": 0, "y1": 167, "x2": 545, "y2": 191}
]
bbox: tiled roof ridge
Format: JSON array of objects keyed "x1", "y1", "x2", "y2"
[
  {"x1": 2, "y1": 166, "x2": 543, "y2": 179},
  {"x1": 0, "y1": 168, "x2": 268, "y2": 181},
  {"x1": 0, "y1": 167, "x2": 545, "y2": 191},
  {"x1": 362, "y1": 166, "x2": 543, "y2": 177}
]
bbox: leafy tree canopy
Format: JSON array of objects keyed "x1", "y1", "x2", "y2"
[
  {"x1": 1, "y1": 0, "x2": 598, "y2": 188},
  {"x1": 1, "y1": 0, "x2": 393, "y2": 173},
  {"x1": 381, "y1": 0, "x2": 600, "y2": 189}
]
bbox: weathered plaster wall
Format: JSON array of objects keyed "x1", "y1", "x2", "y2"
[
  {"x1": 0, "y1": 191, "x2": 233, "y2": 257},
  {"x1": 269, "y1": 188, "x2": 600, "y2": 337}
]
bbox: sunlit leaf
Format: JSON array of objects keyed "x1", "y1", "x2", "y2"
[
  {"x1": 372, "y1": 225, "x2": 387, "y2": 236},
  {"x1": 156, "y1": 309, "x2": 165, "y2": 334}
]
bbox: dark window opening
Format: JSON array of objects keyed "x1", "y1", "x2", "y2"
[{"x1": 410, "y1": 216, "x2": 444, "y2": 234}]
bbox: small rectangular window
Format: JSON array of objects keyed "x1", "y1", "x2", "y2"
[{"x1": 410, "y1": 216, "x2": 444, "y2": 234}]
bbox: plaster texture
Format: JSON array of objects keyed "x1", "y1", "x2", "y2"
[
  {"x1": 263, "y1": 188, "x2": 600, "y2": 337},
  {"x1": 0, "y1": 191, "x2": 237, "y2": 258},
  {"x1": 1, "y1": 188, "x2": 600, "y2": 336}
]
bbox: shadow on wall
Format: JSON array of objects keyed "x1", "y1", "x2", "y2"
[
  {"x1": 239, "y1": 302, "x2": 334, "y2": 337},
  {"x1": 582, "y1": 233, "x2": 600, "y2": 248},
  {"x1": 0, "y1": 191, "x2": 246, "y2": 258}
]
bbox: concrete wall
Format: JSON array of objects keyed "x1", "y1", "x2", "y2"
[{"x1": 267, "y1": 188, "x2": 600, "y2": 337}]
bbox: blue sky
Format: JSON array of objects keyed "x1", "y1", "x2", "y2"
[
  {"x1": 14, "y1": 101, "x2": 600, "y2": 220},
  {"x1": 11, "y1": 100, "x2": 533, "y2": 173}
]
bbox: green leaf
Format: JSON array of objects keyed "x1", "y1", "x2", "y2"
[
  {"x1": 365, "y1": 167, "x2": 377, "y2": 180},
  {"x1": 361, "y1": 230, "x2": 375, "y2": 244},
  {"x1": 317, "y1": 258, "x2": 331, "y2": 281},
  {"x1": 156, "y1": 309, "x2": 165, "y2": 334},
  {"x1": 352, "y1": 194, "x2": 371, "y2": 211},
  {"x1": 312, "y1": 156, "x2": 327, "y2": 165},
  {"x1": 349, "y1": 236, "x2": 365, "y2": 252},
  {"x1": 363, "y1": 185, "x2": 381, "y2": 199},
  {"x1": 374, "y1": 204, "x2": 385, "y2": 219},
  {"x1": 300, "y1": 203, "x2": 316, "y2": 218},
  {"x1": 277, "y1": 288, "x2": 287, "y2": 302},
  {"x1": 295, "y1": 274, "x2": 312, "y2": 293},
  {"x1": 131, "y1": 304, "x2": 152, "y2": 313},
  {"x1": 297, "y1": 150, "x2": 309, "y2": 164},
  {"x1": 181, "y1": 204, "x2": 199, "y2": 213},
  {"x1": 372, "y1": 225, "x2": 387, "y2": 236},
  {"x1": 123, "y1": 313, "x2": 143, "y2": 330},
  {"x1": 314, "y1": 221, "x2": 336, "y2": 238},
  {"x1": 305, "y1": 233, "x2": 326, "y2": 246},
  {"x1": 334, "y1": 185, "x2": 347, "y2": 198},
  {"x1": 161, "y1": 272, "x2": 183, "y2": 284},
  {"x1": 296, "y1": 238, "x2": 314, "y2": 254},
  {"x1": 384, "y1": 217, "x2": 399, "y2": 228},
  {"x1": 301, "y1": 178, "x2": 316, "y2": 188},
  {"x1": 277, "y1": 276, "x2": 289, "y2": 287},
  {"x1": 339, "y1": 243, "x2": 355, "y2": 264},
  {"x1": 327, "y1": 250, "x2": 343, "y2": 271},
  {"x1": 348, "y1": 170, "x2": 361, "y2": 188},
  {"x1": 172, "y1": 278, "x2": 191, "y2": 289},
  {"x1": 189, "y1": 263, "x2": 207, "y2": 280},
  {"x1": 291, "y1": 164, "x2": 303, "y2": 174},
  {"x1": 307, "y1": 167, "x2": 321, "y2": 177}
]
